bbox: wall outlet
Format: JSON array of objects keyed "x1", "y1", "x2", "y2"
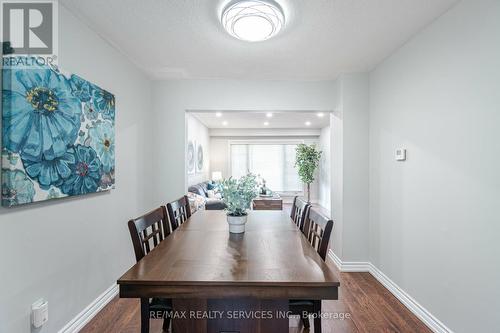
[
  {"x1": 395, "y1": 148, "x2": 406, "y2": 161},
  {"x1": 32, "y1": 299, "x2": 48, "y2": 328}
]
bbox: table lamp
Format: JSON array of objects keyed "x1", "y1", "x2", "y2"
[{"x1": 212, "y1": 171, "x2": 223, "y2": 182}]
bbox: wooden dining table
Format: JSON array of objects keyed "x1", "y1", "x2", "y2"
[{"x1": 118, "y1": 210, "x2": 340, "y2": 333}]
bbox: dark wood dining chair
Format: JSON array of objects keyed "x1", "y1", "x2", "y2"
[
  {"x1": 290, "y1": 196, "x2": 310, "y2": 232},
  {"x1": 303, "y1": 208, "x2": 333, "y2": 261},
  {"x1": 128, "y1": 207, "x2": 172, "y2": 333},
  {"x1": 290, "y1": 208, "x2": 334, "y2": 332},
  {"x1": 166, "y1": 195, "x2": 191, "y2": 231}
]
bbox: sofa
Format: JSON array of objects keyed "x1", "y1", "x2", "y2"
[{"x1": 188, "y1": 181, "x2": 226, "y2": 210}]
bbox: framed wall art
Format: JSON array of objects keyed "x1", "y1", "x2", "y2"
[{"x1": 2, "y1": 57, "x2": 115, "y2": 207}]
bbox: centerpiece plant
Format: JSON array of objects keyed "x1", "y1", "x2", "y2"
[{"x1": 219, "y1": 173, "x2": 258, "y2": 233}]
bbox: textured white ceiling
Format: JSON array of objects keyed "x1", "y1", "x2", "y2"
[
  {"x1": 61, "y1": 0, "x2": 458, "y2": 80},
  {"x1": 190, "y1": 111, "x2": 330, "y2": 129}
]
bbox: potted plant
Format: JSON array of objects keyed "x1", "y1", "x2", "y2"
[
  {"x1": 219, "y1": 174, "x2": 258, "y2": 233},
  {"x1": 295, "y1": 143, "x2": 322, "y2": 203}
]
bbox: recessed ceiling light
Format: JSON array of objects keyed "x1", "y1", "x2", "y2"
[
  {"x1": 317, "y1": 112, "x2": 324, "y2": 118},
  {"x1": 305, "y1": 121, "x2": 311, "y2": 126},
  {"x1": 222, "y1": 121, "x2": 228, "y2": 126},
  {"x1": 221, "y1": 0, "x2": 285, "y2": 42},
  {"x1": 264, "y1": 121, "x2": 269, "y2": 126},
  {"x1": 216, "y1": 112, "x2": 222, "y2": 117},
  {"x1": 266, "y1": 112, "x2": 273, "y2": 118}
]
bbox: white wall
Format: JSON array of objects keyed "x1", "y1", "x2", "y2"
[
  {"x1": 152, "y1": 79, "x2": 338, "y2": 205},
  {"x1": 0, "y1": 4, "x2": 153, "y2": 333},
  {"x1": 186, "y1": 114, "x2": 210, "y2": 186},
  {"x1": 340, "y1": 74, "x2": 370, "y2": 262},
  {"x1": 369, "y1": 0, "x2": 500, "y2": 331},
  {"x1": 329, "y1": 74, "x2": 370, "y2": 262},
  {"x1": 318, "y1": 126, "x2": 331, "y2": 209},
  {"x1": 330, "y1": 109, "x2": 344, "y2": 257}
]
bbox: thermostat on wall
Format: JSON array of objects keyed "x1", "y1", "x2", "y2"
[
  {"x1": 32, "y1": 299, "x2": 48, "y2": 328},
  {"x1": 395, "y1": 148, "x2": 406, "y2": 161}
]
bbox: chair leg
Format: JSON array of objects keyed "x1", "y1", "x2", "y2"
[
  {"x1": 302, "y1": 316, "x2": 311, "y2": 329},
  {"x1": 162, "y1": 317, "x2": 171, "y2": 332},
  {"x1": 140, "y1": 298, "x2": 150, "y2": 333},
  {"x1": 313, "y1": 300, "x2": 321, "y2": 333}
]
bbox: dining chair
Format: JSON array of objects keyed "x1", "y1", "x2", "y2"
[
  {"x1": 290, "y1": 196, "x2": 310, "y2": 232},
  {"x1": 290, "y1": 207, "x2": 334, "y2": 332},
  {"x1": 128, "y1": 207, "x2": 172, "y2": 333},
  {"x1": 303, "y1": 208, "x2": 333, "y2": 261},
  {"x1": 166, "y1": 195, "x2": 192, "y2": 231}
]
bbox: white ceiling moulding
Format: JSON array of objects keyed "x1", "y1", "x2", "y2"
[
  {"x1": 209, "y1": 128, "x2": 321, "y2": 137},
  {"x1": 186, "y1": 110, "x2": 333, "y2": 130},
  {"x1": 185, "y1": 109, "x2": 334, "y2": 113}
]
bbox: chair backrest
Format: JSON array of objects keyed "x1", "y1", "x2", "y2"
[
  {"x1": 291, "y1": 196, "x2": 310, "y2": 231},
  {"x1": 303, "y1": 208, "x2": 333, "y2": 261},
  {"x1": 128, "y1": 206, "x2": 170, "y2": 262},
  {"x1": 167, "y1": 195, "x2": 192, "y2": 231}
]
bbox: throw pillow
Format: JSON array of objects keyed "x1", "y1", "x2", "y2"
[{"x1": 187, "y1": 192, "x2": 206, "y2": 212}]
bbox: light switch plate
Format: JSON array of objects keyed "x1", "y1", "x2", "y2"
[{"x1": 395, "y1": 148, "x2": 406, "y2": 161}]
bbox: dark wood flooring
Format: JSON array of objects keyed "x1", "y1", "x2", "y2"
[{"x1": 81, "y1": 260, "x2": 431, "y2": 333}]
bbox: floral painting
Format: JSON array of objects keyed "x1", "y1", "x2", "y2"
[{"x1": 1, "y1": 58, "x2": 115, "y2": 207}]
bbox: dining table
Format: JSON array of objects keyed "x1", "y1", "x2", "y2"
[{"x1": 117, "y1": 209, "x2": 340, "y2": 333}]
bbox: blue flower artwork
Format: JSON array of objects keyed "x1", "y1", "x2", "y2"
[{"x1": 1, "y1": 58, "x2": 116, "y2": 207}]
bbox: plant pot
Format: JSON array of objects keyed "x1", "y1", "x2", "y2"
[{"x1": 227, "y1": 214, "x2": 247, "y2": 234}]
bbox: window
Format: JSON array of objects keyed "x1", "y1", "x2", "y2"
[{"x1": 230, "y1": 142, "x2": 303, "y2": 194}]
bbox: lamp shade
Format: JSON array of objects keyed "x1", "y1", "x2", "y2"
[{"x1": 212, "y1": 171, "x2": 223, "y2": 181}]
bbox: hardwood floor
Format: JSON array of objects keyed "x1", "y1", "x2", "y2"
[{"x1": 81, "y1": 261, "x2": 431, "y2": 333}]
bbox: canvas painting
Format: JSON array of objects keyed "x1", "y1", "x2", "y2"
[{"x1": 1, "y1": 57, "x2": 115, "y2": 207}]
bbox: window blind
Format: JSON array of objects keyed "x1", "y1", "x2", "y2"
[{"x1": 230, "y1": 143, "x2": 302, "y2": 193}]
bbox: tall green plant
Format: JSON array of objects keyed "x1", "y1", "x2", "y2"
[
  {"x1": 219, "y1": 174, "x2": 258, "y2": 216},
  {"x1": 295, "y1": 144, "x2": 322, "y2": 202}
]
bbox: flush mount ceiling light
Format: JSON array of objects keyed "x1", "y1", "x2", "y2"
[{"x1": 221, "y1": 0, "x2": 285, "y2": 42}]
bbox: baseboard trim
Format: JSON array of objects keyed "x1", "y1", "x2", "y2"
[
  {"x1": 327, "y1": 249, "x2": 453, "y2": 333},
  {"x1": 58, "y1": 284, "x2": 118, "y2": 333},
  {"x1": 328, "y1": 250, "x2": 371, "y2": 272}
]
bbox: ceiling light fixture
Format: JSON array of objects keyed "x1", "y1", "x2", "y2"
[
  {"x1": 266, "y1": 112, "x2": 273, "y2": 118},
  {"x1": 216, "y1": 112, "x2": 223, "y2": 117},
  {"x1": 305, "y1": 121, "x2": 311, "y2": 126},
  {"x1": 221, "y1": 0, "x2": 285, "y2": 42},
  {"x1": 317, "y1": 112, "x2": 324, "y2": 118},
  {"x1": 222, "y1": 121, "x2": 228, "y2": 126},
  {"x1": 264, "y1": 121, "x2": 269, "y2": 126}
]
